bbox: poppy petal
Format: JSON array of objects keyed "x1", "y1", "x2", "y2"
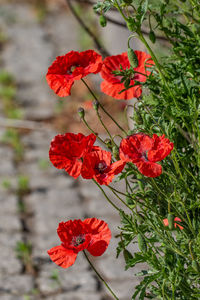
[
  {"x1": 47, "y1": 245, "x2": 77, "y2": 268},
  {"x1": 84, "y1": 218, "x2": 111, "y2": 256},
  {"x1": 101, "y1": 80, "x2": 142, "y2": 100},
  {"x1": 135, "y1": 160, "x2": 162, "y2": 177}
]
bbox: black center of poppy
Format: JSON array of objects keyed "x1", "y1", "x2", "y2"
[
  {"x1": 96, "y1": 161, "x2": 107, "y2": 173},
  {"x1": 72, "y1": 235, "x2": 85, "y2": 247},
  {"x1": 142, "y1": 151, "x2": 148, "y2": 161}
]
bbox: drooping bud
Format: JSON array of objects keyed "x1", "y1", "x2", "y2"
[
  {"x1": 99, "y1": 15, "x2": 107, "y2": 27},
  {"x1": 127, "y1": 47, "x2": 138, "y2": 68},
  {"x1": 93, "y1": 100, "x2": 99, "y2": 111},
  {"x1": 149, "y1": 30, "x2": 156, "y2": 44},
  {"x1": 78, "y1": 107, "x2": 85, "y2": 119}
]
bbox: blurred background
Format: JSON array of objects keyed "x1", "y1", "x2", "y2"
[{"x1": 0, "y1": 1, "x2": 169, "y2": 299}]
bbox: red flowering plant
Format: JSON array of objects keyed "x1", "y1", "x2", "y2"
[
  {"x1": 45, "y1": 0, "x2": 200, "y2": 299},
  {"x1": 48, "y1": 218, "x2": 111, "y2": 268}
]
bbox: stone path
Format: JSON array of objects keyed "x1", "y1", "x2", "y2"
[{"x1": 0, "y1": 2, "x2": 142, "y2": 299}]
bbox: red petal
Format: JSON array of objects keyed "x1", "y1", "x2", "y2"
[
  {"x1": 101, "y1": 53, "x2": 129, "y2": 84},
  {"x1": 148, "y1": 134, "x2": 174, "y2": 162},
  {"x1": 46, "y1": 74, "x2": 74, "y2": 97},
  {"x1": 81, "y1": 147, "x2": 112, "y2": 180},
  {"x1": 47, "y1": 245, "x2": 77, "y2": 268},
  {"x1": 119, "y1": 133, "x2": 153, "y2": 163},
  {"x1": 135, "y1": 160, "x2": 162, "y2": 177},
  {"x1": 163, "y1": 218, "x2": 169, "y2": 226},
  {"x1": 57, "y1": 220, "x2": 86, "y2": 245},
  {"x1": 49, "y1": 133, "x2": 96, "y2": 178},
  {"x1": 174, "y1": 217, "x2": 184, "y2": 230},
  {"x1": 46, "y1": 50, "x2": 102, "y2": 97},
  {"x1": 101, "y1": 80, "x2": 142, "y2": 100},
  {"x1": 84, "y1": 218, "x2": 111, "y2": 256}
]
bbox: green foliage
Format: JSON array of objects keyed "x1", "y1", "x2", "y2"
[{"x1": 93, "y1": 0, "x2": 200, "y2": 298}]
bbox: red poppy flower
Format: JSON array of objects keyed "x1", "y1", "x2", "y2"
[
  {"x1": 81, "y1": 146, "x2": 125, "y2": 185},
  {"x1": 100, "y1": 51, "x2": 154, "y2": 100},
  {"x1": 49, "y1": 133, "x2": 96, "y2": 178},
  {"x1": 47, "y1": 218, "x2": 111, "y2": 268},
  {"x1": 119, "y1": 133, "x2": 173, "y2": 177},
  {"x1": 46, "y1": 50, "x2": 102, "y2": 97},
  {"x1": 163, "y1": 217, "x2": 183, "y2": 230}
]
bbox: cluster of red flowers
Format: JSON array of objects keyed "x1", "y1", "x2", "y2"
[
  {"x1": 48, "y1": 218, "x2": 111, "y2": 268},
  {"x1": 49, "y1": 132, "x2": 125, "y2": 185},
  {"x1": 49, "y1": 132, "x2": 173, "y2": 180},
  {"x1": 46, "y1": 49, "x2": 175, "y2": 271},
  {"x1": 46, "y1": 49, "x2": 154, "y2": 100}
]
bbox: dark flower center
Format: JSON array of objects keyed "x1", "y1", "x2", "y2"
[
  {"x1": 96, "y1": 161, "x2": 107, "y2": 173},
  {"x1": 142, "y1": 151, "x2": 148, "y2": 161},
  {"x1": 67, "y1": 64, "x2": 80, "y2": 74},
  {"x1": 72, "y1": 234, "x2": 85, "y2": 247}
]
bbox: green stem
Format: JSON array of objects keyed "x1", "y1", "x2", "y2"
[
  {"x1": 92, "y1": 179, "x2": 120, "y2": 212},
  {"x1": 107, "y1": 185, "x2": 133, "y2": 212},
  {"x1": 81, "y1": 117, "x2": 105, "y2": 145},
  {"x1": 83, "y1": 250, "x2": 119, "y2": 300},
  {"x1": 96, "y1": 110, "x2": 115, "y2": 145},
  {"x1": 81, "y1": 78, "x2": 127, "y2": 135},
  {"x1": 114, "y1": 0, "x2": 128, "y2": 22}
]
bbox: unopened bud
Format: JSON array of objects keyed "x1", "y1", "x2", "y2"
[
  {"x1": 149, "y1": 30, "x2": 156, "y2": 44},
  {"x1": 127, "y1": 47, "x2": 138, "y2": 68},
  {"x1": 99, "y1": 15, "x2": 107, "y2": 27},
  {"x1": 78, "y1": 107, "x2": 85, "y2": 119},
  {"x1": 93, "y1": 100, "x2": 99, "y2": 111},
  {"x1": 112, "y1": 145, "x2": 119, "y2": 160}
]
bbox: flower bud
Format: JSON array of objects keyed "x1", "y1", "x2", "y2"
[
  {"x1": 78, "y1": 107, "x2": 85, "y2": 119},
  {"x1": 127, "y1": 47, "x2": 138, "y2": 68},
  {"x1": 149, "y1": 30, "x2": 156, "y2": 44},
  {"x1": 99, "y1": 15, "x2": 107, "y2": 27},
  {"x1": 93, "y1": 100, "x2": 99, "y2": 111}
]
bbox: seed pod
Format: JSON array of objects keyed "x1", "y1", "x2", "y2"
[
  {"x1": 127, "y1": 47, "x2": 138, "y2": 68},
  {"x1": 93, "y1": 100, "x2": 99, "y2": 111},
  {"x1": 167, "y1": 213, "x2": 174, "y2": 230},
  {"x1": 149, "y1": 30, "x2": 156, "y2": 44},
  {"x1": 78, "y1": 107, "x2": 85, "y2": 119},
  {"x1": 137, "y1": 233, "x2": 147, "y2": 253},
  {"x1": 99, "y1": 15, "x2": 107, "y2": 27},
  {"x1": 192, "y1": 260, "x2": 200, "y2": 273}
]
